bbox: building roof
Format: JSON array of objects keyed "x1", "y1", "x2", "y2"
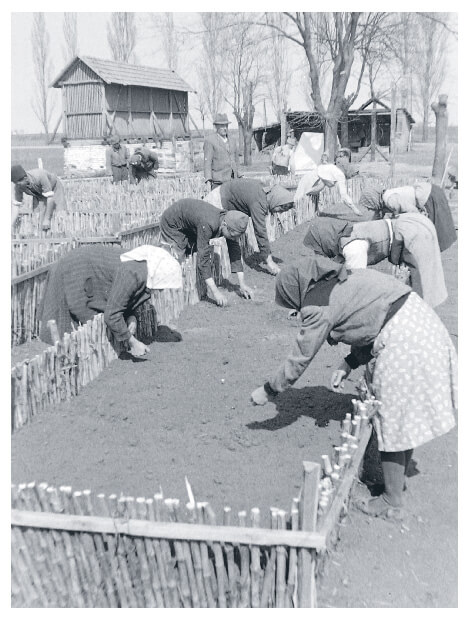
[{"x1": 51, "y1": 56, "x2": 194, "y2": 92}]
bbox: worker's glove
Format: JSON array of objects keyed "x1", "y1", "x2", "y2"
[
  {"x1": 213, "y1": 290, "x2": 228, "y2": 307},
  {"x1": 251, "y1": 385, "x2": 269, "y2": 406},
  {"x1": 126, "y1": 315, "x2": 137, "y2": 336},
  {"x1": 129, "y1": 336, "x2": 149, "y2": 357},
  {"x1": 239, "y1": 284, "x2": 254, "y2": 300}
]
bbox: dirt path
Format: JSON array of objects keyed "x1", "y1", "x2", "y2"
[{"x1": 11, "y1": 221, "x2": 458, "y2": 607}]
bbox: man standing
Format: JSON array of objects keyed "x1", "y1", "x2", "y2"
[
  {"x1": 203, "y1": 113, "x2": 239, "y2": 190},
  {"x1": 11, "y1": 165, "x2": 67, "y2": 231},
  {"x1": 105, "y1": 136, "x2": 129, "y2": 184},
  {"x1": 129, "y1": 146, "x2": 160, "y2": 184}
]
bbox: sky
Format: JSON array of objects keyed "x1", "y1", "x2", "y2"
[{"x1": 10, "y1": 8, "x2": 459, "y2": 135}]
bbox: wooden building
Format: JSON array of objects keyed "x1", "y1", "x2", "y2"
[
  {"x1": 51, "y1": 56, "x2": 193, "y2": 142},
  {"x1": 253, "y1": 99, "x2": 415, "y2": 153}
]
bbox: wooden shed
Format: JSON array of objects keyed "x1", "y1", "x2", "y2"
[
  {"x1": 345, "y1": 98, "x2": 415, "y2": 152},
  {"x1": 51, "y1": 56, "x2": 193, "y2": 142}
]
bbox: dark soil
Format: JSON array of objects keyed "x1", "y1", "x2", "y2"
[{"x1": 11, "y1": 218, "x2": 458, "y2": 607}]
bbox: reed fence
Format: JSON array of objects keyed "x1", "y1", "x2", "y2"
[{"x1": 11, "y1": 398, "x2": 376, "y2": 608}]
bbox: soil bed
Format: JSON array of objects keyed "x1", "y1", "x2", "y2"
[{"x1": 11, "y1": 218, "x2": 458, "y2": 607}]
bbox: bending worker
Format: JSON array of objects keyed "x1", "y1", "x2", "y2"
[
  {"x1": 160, "y1": 198, "x2": 251, "y2": 307},
  {"x1": 251, "y1": 256, "x2": 457, "y2": 519},
  {"x1": 294, "y1": 163, "x2": 362, "y2": 216},
  {"x1": 303, "y1": 212, "x2": 447, "y2": 307},
  {"x1": 39, "y1": 245, "x2": 182, "y2": 357},
  {"x1": 372, "y1": 181, "x2": 456, "y2": 252},
  {"x1": 129, "y1": 146, "x2": 159, "y2": 184},
  {"x1": 11, "y1": 164, "x2": 67, "y2": 231},
  {"x1": 204, "y1": 178, "x2": 295, "y2": 275}
]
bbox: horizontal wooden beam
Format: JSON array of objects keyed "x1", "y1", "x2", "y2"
[
  {"x1": 11, "y1": 509, "x2": 326, "y2": 550},
  {"x1": 317, "y1": 422, "x2": 372, "y2": 538}
]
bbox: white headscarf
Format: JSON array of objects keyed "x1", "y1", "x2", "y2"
[
  {"x1": 120, "y1": 245, "x2": 183, "y2": 290},
  {"x1": 294, "y1": 164, "x2": 352, "y2": 206}
]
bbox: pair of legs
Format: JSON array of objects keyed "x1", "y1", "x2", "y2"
[{"x1": 111, "y1": 165, "x2": 129, "y2": 184}]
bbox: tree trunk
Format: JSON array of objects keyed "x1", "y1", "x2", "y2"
[
  {"x1": 243, "y1": 129, "x2": 252, "y2": 166},
  {"x1": 238, "y1": 123, "x2": 244, "y2": 159},
  {"x1": 431, "y1": 94, "x2": 448, "y2": 183},
  {"x1": 371, "y1": 109, "x2": 377, "y2": 162},
  {"x1": 422, "y1": 106, "x2": 429, "y2": 142},
  {"x1": 323, "y1": 116, "x2": 339, "y2": 160},
  {"x1": 340, "y1": 114, "x2": 349, "y2": 148}
]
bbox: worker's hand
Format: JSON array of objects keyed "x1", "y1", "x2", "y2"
[
  {"x1": 213, "y1": 290, "x2": 228, "y2": 307},
  {"x1": 251, "y1": 385, "x2": 269, "y2": 406},
  {"x1": 129, "y1": 336, "x2": 149, "y2": 357},
  {"x1": 349, "y1": 203, "x2": 362, "y2": 216},
  {"x1": 264, "y1": 257, "x2": 281, "y2": 276},
  {"x1": 239, "y1": 284, "x2": 254, "y2": 300},
  {"x1": 330, "y1": 361, "x2": 352, "y2": 393},
  {"x1": 126, "y1": 315, "x2": 137, "y2": 336},
  {"x1": 41, "y1": 219, "x2": 51, "y2": 231}
]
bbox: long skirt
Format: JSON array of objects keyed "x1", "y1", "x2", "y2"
[{"x1": 368, "y1": 292, "x2": 457, "y2": 452}]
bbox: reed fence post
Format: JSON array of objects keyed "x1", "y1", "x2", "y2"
[{"x1": 298, "y1": 461, "x2": 321, "y2": 608}]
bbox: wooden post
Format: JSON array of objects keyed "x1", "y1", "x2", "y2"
[
  {"x1": 370, "y1": 105, "x2": 377, "y2": 162},
  {"x1": 298, "y1": 461, "x2": 321, "y2": 608},
  {"x1": 390, "y1": 83, "x2": 397, "y2": 179},
  {"x1": 431, "y1": 94, "x2": 448, "y2": 183},
  {"x1": 47, "y1": 319, "x2": 60, "y2": 344},
  {"x1": 280, "y1": 111, "x2": 287, "y2": 146}
]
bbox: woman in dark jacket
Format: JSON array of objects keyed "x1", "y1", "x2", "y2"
[
  {"x1": 39, "y1": 245, "x2": 182, "y2": 356},
  {"x1": 251, "y1": 256, "x2": 457, "y2": 519}
]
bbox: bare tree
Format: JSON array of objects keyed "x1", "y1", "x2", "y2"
[
  {"x1": 196, "y1": 13, "x2": 230, "y2": 121},
  {"x1": 31, "y1": 13, "x2": 55, "y2": 141},
  {"x1": 62, "y1": 13, "x2": 78, "y2": 63},
  {"x1": 107, "y1": 13, "x2": 137, "y2": 63},
  {"x1": 153, "y1": 13, "x2": 180, "y2": 71},
  {"x1": 414, "y1": 13, "x2": 450, "y2": 141},
  {"x1": 223, "y1": 15, "x2": 266, "y2": 165},
  {"x1": 265, "y1": 13, "x2": 292, "y2": 122}
]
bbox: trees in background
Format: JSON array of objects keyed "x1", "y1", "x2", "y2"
[
  {"x1": 265, "y1": 13, "x2": 293, "y2": 122},
  {"x1": 62, "y1": 13, "x2": 78, "y2": 63},
  {"x1": 107, "y1": 13, "x2": 137, "y2": 63},
  {"x1": 156, "y1": 13, "x2": 180, "y2": 71},
  {"x1": 31, "y1": 12, "x2": 55, "y2": 141}
]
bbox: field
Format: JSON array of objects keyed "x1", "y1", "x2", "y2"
[{"x1": 10, "y1": 141, "x2": 458, "y2": 607}]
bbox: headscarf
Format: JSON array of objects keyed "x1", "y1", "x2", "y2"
[
  {"x1": 358, "y1": 182, "x2": 384, "y2": 212},
  {"x1": 223, "y1": 211, "x2": 249, "y2": 236},
  {"x1": 266, "y1": 184, "x2": 294, "y2": 212},
  {"x1": 11, "y1": 165, "x2": 27, "y2": 183},
  {"x1": 120, "y1": 245, "x2": 183, "y2": 290},
  {"x1": 129, "y1": 153, "x2": 143, "y2": 166},
  {"x1": 303, "y1": 217, "x2": 353, "y2": 258},
  {"x1": 275, "y1": 255, "x2": 348, "y2": 311},
  {"x1": 382, "y1": 186, "x2": 417, "y2": 214}
]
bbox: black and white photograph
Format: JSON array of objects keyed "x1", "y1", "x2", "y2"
[{"x1": 9, "y1": 4, "x2": 460, "y2": 608}]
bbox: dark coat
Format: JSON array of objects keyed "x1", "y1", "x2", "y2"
[
  {"x1": 160, "y1": 198, "x2": 243, "y2": 281},
  {"x1": 38, "y1": 246, "x2": 149, "y2": 344}
]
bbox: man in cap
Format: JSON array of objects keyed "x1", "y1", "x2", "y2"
[
  {"x1": 334, "y1": 147, "x2": 359, "y2": 180},
  {"x1": 203, "y1": 113, "x2": 240, "y2": 190},
  {"x1": 129, "y1": 145, "x2": 160, "y2": 184},
  {"x1": 105, "y1": 135, "x2": 130, "y2": 184},
  {"x1": 11, "y1": 164, "x2": 67, "y2": 231},
  {"x1": 204, "y1": 178, "x2": 295, "y2": 275},
  {"x1": 160, "y1": 198, "x2": 253, "y2": 307}
]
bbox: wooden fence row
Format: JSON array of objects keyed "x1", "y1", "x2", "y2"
[{"x1": 11, "y1": 397, "x2": 376, "y2": 608}]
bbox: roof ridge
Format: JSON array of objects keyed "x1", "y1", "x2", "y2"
[{"x1": 81, "y1": 55, "x2": 176, "y2": 74}]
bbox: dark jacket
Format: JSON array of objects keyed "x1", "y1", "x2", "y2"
[
  {"x1": 220, "y1": 179, "x2": 271, "y2": 258},
  {"x1": 160, "y1": 198, "x2": 243, "y2": 281},
  {"x1": 203, "y1": 133, "x2": 238, "y2": 183},
  {"x1": 39, "y1": 246, "x2": 149, "y2": 344}
]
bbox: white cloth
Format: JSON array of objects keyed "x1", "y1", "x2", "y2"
[
  {"x1": 294, "y1": 164, "x2": 353, "y2": 207},
  {"x1": 382, "y1": 186, "x2": 418, "y2": 214},
  {"x1": 203, "y1": 186, "x2": 223, "y2": 210},
  {"x1": 120, "y1": 245, "x2": 183, "y2": 290},
  {"x1": 342, "y1": 239, "x2": 369, "y2": 269}
]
